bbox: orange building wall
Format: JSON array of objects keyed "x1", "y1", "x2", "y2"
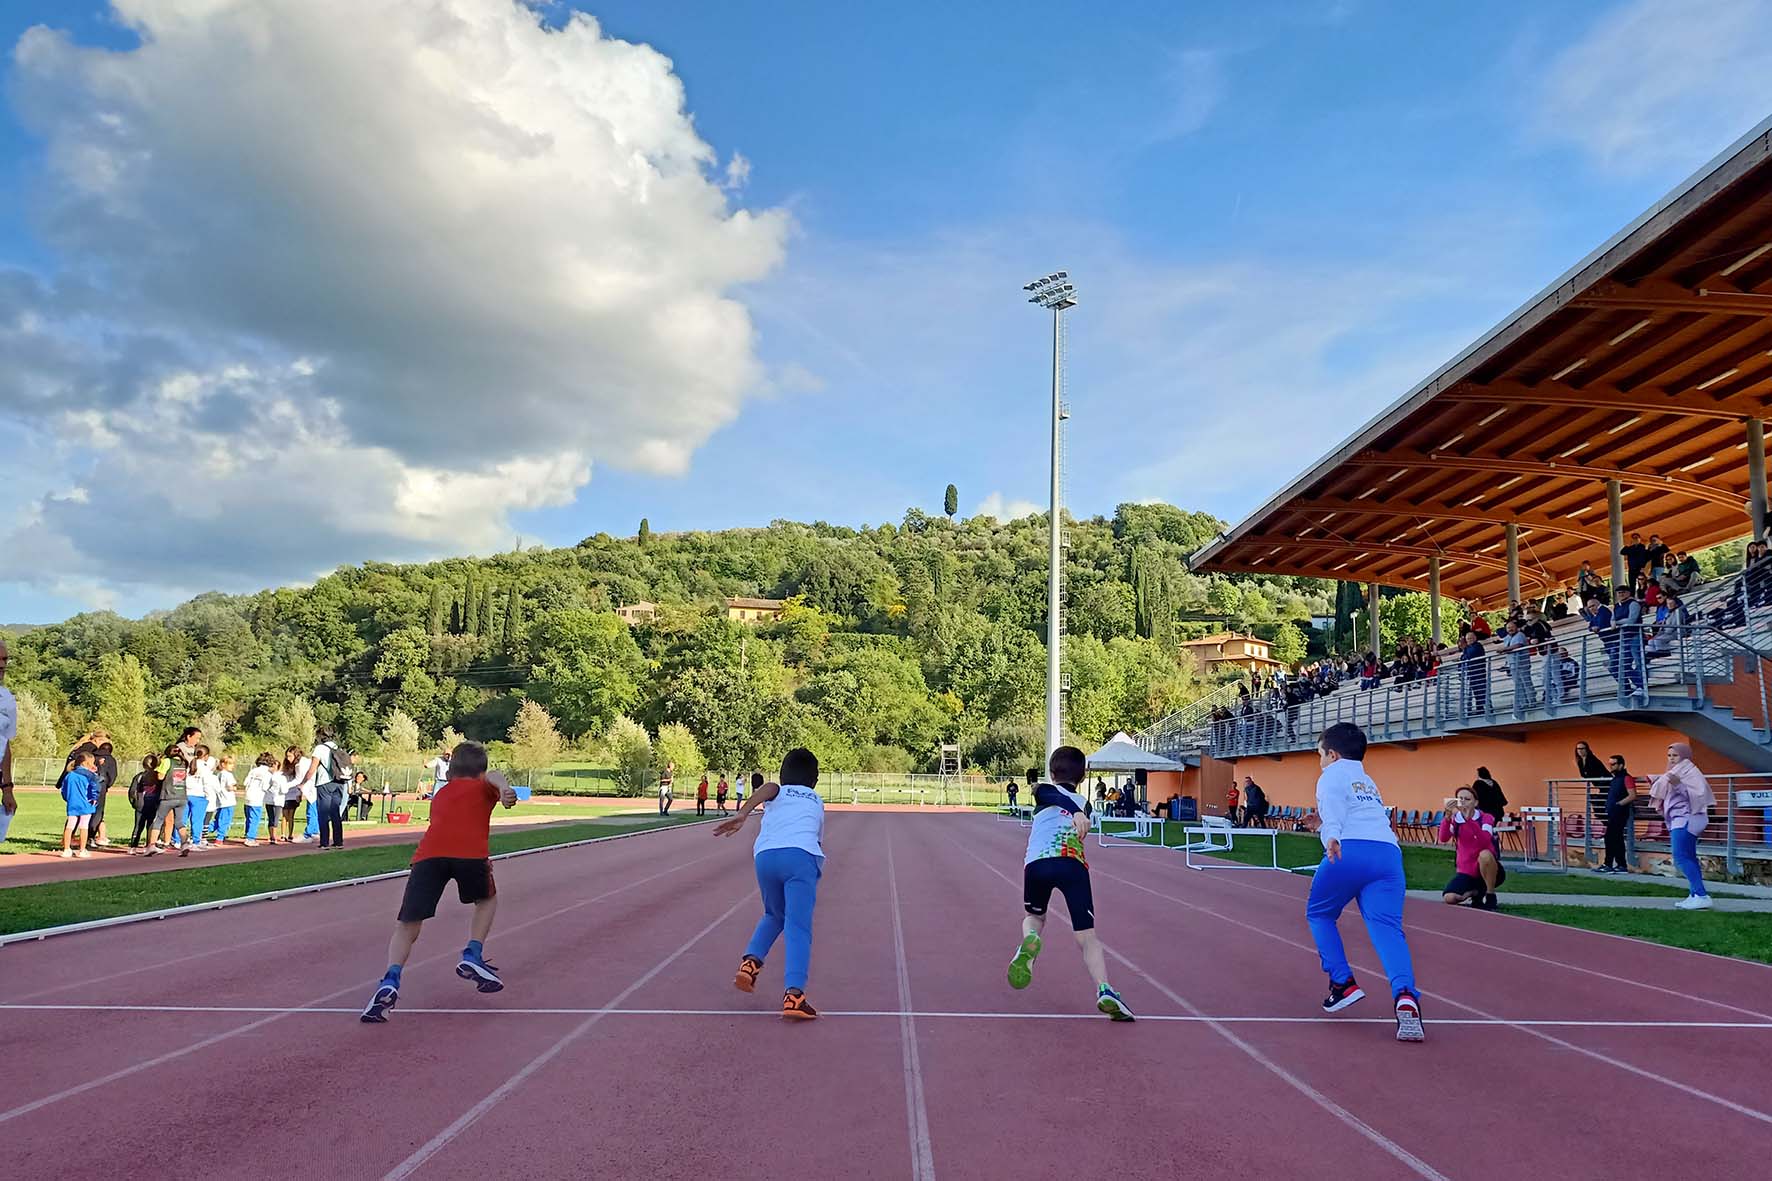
[
  {"x1": 1223, "y1": 718, "x2": 1748, "y2": 814},
  {"x1": 1705, "y1": 654, "x2": 1771, "y2": 727}
]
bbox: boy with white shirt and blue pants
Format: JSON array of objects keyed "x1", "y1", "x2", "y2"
[
  {"x1": 1306, "y1": 722, "x2": 1424, "y2": 1043},
  {"x1": 719, "y1": 748, "x2": 826, "y2": 1020}
]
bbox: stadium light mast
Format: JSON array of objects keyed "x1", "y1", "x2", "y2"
[{"x1": 1024, "y1": 271, "x2": 1077, "y2": 762}]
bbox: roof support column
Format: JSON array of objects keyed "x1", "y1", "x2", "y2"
[
  {"x1": 1428, "y1": 556, "x2": 1442, "y2": 648},
  {"x1": 1505, "y1": 522, "x2": 1520, "y2": 608},
  {"x1": 1607, "y1": 479, "x2": 1625, "y2": 594},
  {"x1": 1368, "y1": 581, "x2": 1382, "y2": 660},
  {"x1": 1748, "y1": 418, "x2": 1768, "y2": 544}
]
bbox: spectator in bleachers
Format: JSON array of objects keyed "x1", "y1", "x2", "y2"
[
  {"x1": 1598, "y1": 754, "x2": 1638, "y2": 874},
  {"x1": 1646, "y1": 535, "x2": 1670, "y2": 581},
  {"x1": 1465, "y1": 605, "x2": 1492, "y2": 640},
  {"x1": 1437, "y1": 785, "x2": 1504, "y2": 908},
  {"x1": 1611, "y1": 585, "x2": 1646, "y2": 697},
  {"x1": 1651, "y1": 743, "x2": 1715, "y2": 910},
  {"x1": 1545, "y1": 641, "x2": 1580, "y2": 702},
  {"x1": 1459, "y1": 628, "x2": 1489, "y2": 715},
  {"x1": 1501, "y1": 620, "x2": 1537, "y2": 708},
  {"x1": 1622, "y1": 533, "x2": 1650, "y2": 586},
  {"x1": 1577, "y1": 561, "x2": 1607, "y2": 601},
  {"x1": 1660, "y1": 550, "x2": 1702, "y2": 597},
  {"x1": 1522, "y1": 603, "x2": 1552, "y2": 643}
]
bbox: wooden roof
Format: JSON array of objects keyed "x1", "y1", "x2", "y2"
[{"x1": 1192, "y1": 116, "x2": 1772, "y2": 604}]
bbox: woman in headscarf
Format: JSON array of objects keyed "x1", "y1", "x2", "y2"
[{"x1": 1650, "y1": 742, "x2": 1717, "y2": 910}]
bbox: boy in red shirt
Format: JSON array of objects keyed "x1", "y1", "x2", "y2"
[
  {"x1": 1225, "y1": 783, "x2": 1241, "y2": 825},
  {"x1": 361, "y1": 742, "x2": 518, "y2": 1023}
]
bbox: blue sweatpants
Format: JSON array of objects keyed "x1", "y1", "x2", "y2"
[
  {"x1": 744, "y1": 847, "x2": 823, "y2": 991},
  {"x1": 243, "y1": 805, "x2": 265, "y2": 841},
  {"x1": 1305, "y1": 838, "x2": 1417, "y2": 1000},
  {"x1": 1670, "y1": 827, "x2": 1709, "y2": 897},
  {"x1": 208, "y1": 805, "x2": 234, "y2": 839},
  {"x1": 303, "y1": 800, "x2": 319, "y2": 839}
]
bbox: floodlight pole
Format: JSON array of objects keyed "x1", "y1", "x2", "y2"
[{"x1": 1025, "y1": 272, "x2": 1077, "y2": 764}]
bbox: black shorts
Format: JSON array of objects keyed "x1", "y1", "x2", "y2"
[
  {"x1": 1023, "y1": 857, "x2": 1095, "y2": 931},
  {"x1": 398, "y1": 857, "x2": 496, "y2": 923},
  {"x1": 1443, "y1": 865, "x2": 1505, "y2": 897}
]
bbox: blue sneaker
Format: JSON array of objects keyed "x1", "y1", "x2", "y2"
[
  {"x1": 360, "y1": 982, "x2": 399, "y2": 1023},
  {"x1": 1096, "y1": 984, "x2": 1135, "y2": 1021},
  {"x1": 457, "y1": 956, "x2": 504, "y2": 993}
]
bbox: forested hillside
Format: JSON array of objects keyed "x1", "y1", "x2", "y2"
[{"x1": 4, "y1": 503, "x2": 1334, "y2": 775}]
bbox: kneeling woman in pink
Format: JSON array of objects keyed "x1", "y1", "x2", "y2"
[
  {"x1": 1438, "y1": 785, "x2": 1504, "y2": 909},
  {"x1": 1651, "y1": 743, "x2": 1716, "y2": 910}
]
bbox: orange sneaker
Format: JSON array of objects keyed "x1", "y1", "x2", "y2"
[
  {"x1": 781, "y1": 989, "x2": 818, "y2": 1020},
  {"x1": 734, "y1": 955, "x2": 762, "y2": 993}
]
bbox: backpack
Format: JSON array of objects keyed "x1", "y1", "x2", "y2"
[{"x1": 322, "y1": 741, "x2": 353, "y2": 785}]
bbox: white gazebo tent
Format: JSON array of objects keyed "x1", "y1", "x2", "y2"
[{"x1": 1085, "y1": 732, "x2": 1183, "y2": 810}]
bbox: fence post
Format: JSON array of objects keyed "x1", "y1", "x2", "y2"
[{"x1": 1726, "y1": 783, "x2": 1741, "y2": 877}]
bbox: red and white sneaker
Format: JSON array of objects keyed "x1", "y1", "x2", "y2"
[{"x1": 1394, "y1": 991, "x2": 1425, "y2": 1043}]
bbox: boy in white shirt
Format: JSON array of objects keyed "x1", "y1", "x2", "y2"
[
  {"x1": 1306, "y1": 723, "x2": 1423, "y2": 1042},
  {"x1": 716, "y1": 748, "x2": 825, "y2": 1020},
  {"x1": 208, "y1": 755, "x2": 239, "y2": 843}
]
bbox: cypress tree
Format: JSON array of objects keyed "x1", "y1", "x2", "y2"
[
  {"x1": 464, "y1": 569, "x2": 478, "y2": 636},
  {"x1": 503, "y1": 582, "x2": 521, "y2": 651},
  {"x1": 427, "y1": 582, "x2": 445, "y2": 636},
  {"x1": 638, "y1": 518, "x2": 651, "y2": 547},
  {"x1": 478, "y1": 583, "x2": 494, "y2": 637}
]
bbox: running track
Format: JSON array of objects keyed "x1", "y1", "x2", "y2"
[{"x1": 3, "y1": 812, "x2": 1770, "y2": 1179}]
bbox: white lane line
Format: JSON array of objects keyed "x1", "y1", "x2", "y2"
[
  {"x1": 5, "y1": 1002, "x2": 1768, "y2": 1029},
  {"x1": 941, "y1": 834, "x2": 1452, "y2": 1181},
  {"x1": 886, "y1": 830, "x2": 937, "y2": 1181},
  {"x1": 381, "y1": 894, "x2": 750, "y2": 1180},
  {"x1": 1168, "y1": 860, "x2": 1772, "y2": 1022},
  {"x1": 0, "y1": 845, "x2": 727, "y2": 1125},
  {"x1": 1088, "y1": 862, "x2": 1772, "y2": 1129}
]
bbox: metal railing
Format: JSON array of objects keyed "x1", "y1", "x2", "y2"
[
  {"x1": 1548, "y1": 773, "x2": 1772, "y2": 877},
  {"x1": 1182, "y1": 623, "x2": 1761, "y2": 761},
  {"x1": 1137, "y1": 678, "x2": 1249, "y2": 756}
]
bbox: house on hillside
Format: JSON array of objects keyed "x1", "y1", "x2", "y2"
[
  {"x1": 614, "y1": 601, "x2": 658, "y2": 626},
  {"x1": 725, "y1": 596, "x2": 785, "y2": 624},
  {"x1": 1176, "y1": 632, "x2": 1286, "y2": 677}
]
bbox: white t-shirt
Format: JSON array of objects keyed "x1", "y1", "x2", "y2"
[
  {"x1": 296, "y1": 758, "x2": 318, "y2": 803},
  {"x1": 753, "y1": 783, "x2": 824, "y2": 859},
  {"x1": 1024, "y1": 783, "x2": 1090, "y2": 866},
  {"x1": 244, "y1": 765, "x2": 271, "y2": 808},
  {"x1": 427, "y1": 756, "x2": 450, "y2": 787},
  {"x1": 0, "y1": 686, "x2": 16, "y2": 764},
  {"x1": 215, "y1": 769, "x2": 237, "y2": 809},
  {"x1": 1315, "y1": 759, "x2": 1398, "y2": 848},
  {"x1": 187, "y1": 758, "x2": 213, "y2": 800}
]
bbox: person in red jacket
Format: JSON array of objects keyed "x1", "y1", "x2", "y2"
[
  {"x1": 1225, "y1": 782, "x2": 1241, "y2": 825},
  {"x1": 1438, "y1": 785, "x2": 1505, "y2": 908},
  {"x1": 696, "y1": 774, "x2": 710, "y2": 817}
]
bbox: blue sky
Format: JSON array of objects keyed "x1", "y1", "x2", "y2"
[{"x1": 3, "y1": 0, "x2": 1771, "y2": 623}]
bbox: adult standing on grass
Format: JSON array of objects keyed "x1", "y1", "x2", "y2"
[
  {"x1": 1598, "y1": 754, "x2": 1638, "y2": 874},
  {"x1": 426, "y1": 745, "x2": 451, "y2": 799},
  {"x1": 85, "y1": 734, "x2": 119, "y2": 848},
  {"x1": 299, "y1": 726, "x2": 352, "y2": 850},
  {"x1": 146, "y1": 742, "x2": 194, "y2": 857},
  {"x1": 1652, "y1": 743, "x2": 1716, "y2": 910},
  {"x1": 0, "y1": 637, "x2": 17, "y2": 835},
  {"x1": 359, "y1": 742, "x2": 519, "y2": 1023},
  {"x1": 697, "y1": 773, "x2": 710, "y2": 817},
  {"x1": 658, "y1": 760, "x2": 675, "y2": 816}
]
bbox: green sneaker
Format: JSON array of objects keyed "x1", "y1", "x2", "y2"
[
  {"x1": 1097, "y1": 984, "x2": 1136, "y2": 1021},
  {"x1": 1006, "y1": 932, "x2": 1042, "y2": 990}
]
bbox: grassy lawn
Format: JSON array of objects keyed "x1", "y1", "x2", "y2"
[
  {"x1": 1506, "y1": 905, "x2": 1772, "y2": 966},
  {"x1": 1095, "y1": 822, "x2": 1690, "y2": 897},
  {"x1": 0, "y1": 815, "x2": 699, "y2": 936}
]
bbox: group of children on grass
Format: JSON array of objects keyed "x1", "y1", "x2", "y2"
[{"x1": 365, "y1": 721, "x2": 1425, "y2": 1044}]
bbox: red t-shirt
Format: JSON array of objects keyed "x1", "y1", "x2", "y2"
[
  {"x1": 413, "y1": 777, "x2": 500, "y2": 862},
  {"x1": 1226, "y1": 787, "x2": 1240, "y2": 808}
]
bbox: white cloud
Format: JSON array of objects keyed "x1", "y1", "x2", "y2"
[
  {"x1": 972, "y1": 492, "x2": 1040, "y2": 522},
  {"x1": 1, "y1": 0, "x2": 788, "y2": 600},
  {"x1": 1531, "y1": 0, "x2": 1772, "y2": 174}
]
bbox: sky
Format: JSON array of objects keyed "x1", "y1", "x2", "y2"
[{"x1": 3, "y1": 0, "x2": 1772, "y2": 623}]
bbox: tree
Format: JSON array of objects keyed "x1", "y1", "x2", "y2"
[
  {"x1": 1270, "y1": 620, "x2": 1307, "y2": 666},
  {"x1": 528, "y1": 610, "x2": 646, "y2": 736},
  {"x1": 507, "y1": 699, "x2": 565, "y2": 772},
  {"x1": 12, "y1": 687, "x2": 59, "y2": 761},
  {"x1": 274, "y1": 698, "x2": 319, "y2": 754},
  {"x1": 638, "y1": 518, "x2": 651, "y2": 547},
  {"x1": 607, "y1": 716, "x2": 653, "y2": 796},
  {"x1": 381, "y1": 708, "x2": 422, "y2": 765},
  {"x1": 477, "y1": 584, "x2": 495, "y2": 639},
  {"x1": 943, "y1": 484, "x2": 958, "y2": 519},
  {"x1": 90, "y1": 652, "x2": 152, "y2": 758},
  {"x1": 463, "y1": 569, "x2": 478, "y2": 636},
  {"x1": 195, "y1": 708, "x2": 229, "y2": 753},
  {"x1": 440, "y1": 725, "x2": 467, "y2": 754},
  {"x1": 654, "y1": 721, "x2": 704, "y2": 781},
  {"x1": 503, "y1": 583, "x2": 522, "y2": 652},
  {"x1": 427, "y1": 582, "x2": 445, "y2": 636}
]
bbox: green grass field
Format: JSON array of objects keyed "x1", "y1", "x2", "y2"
[
  {"x1": 0, "y1": 814, "x2": 701, "y2": 936},
  {"x1": 1094, "y1": 820, "x2": 1691, "y2": 897},
  {"x1": 1505, "y1": 905, "x2": 1772, "y2": 965}
]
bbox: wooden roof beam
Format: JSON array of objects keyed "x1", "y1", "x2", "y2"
[
  {"x1": 1281, "y1": 497, "x2": 1608, "y2": 545},
  {"x1": 1344, "y1": 449, "x2": 1746, "y2": 511},
  {"x1": 1237, "y1": 538, "x2": 1552, "y2": 588},
  {"x1": 1572, "y1": 277, "x2": 1772, "y2": 317},
  {"x1": 1444, "y1": 380, "x2": 1772, "y2": 421}
]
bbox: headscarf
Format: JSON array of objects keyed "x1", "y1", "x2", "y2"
[{"x1": 1650, "y1": 743, "x2": 1717, "y2": 811}]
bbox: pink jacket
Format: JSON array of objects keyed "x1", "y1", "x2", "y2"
[{"x1": 1439, "y1": 809, "x2": 1497, "y2": 875}]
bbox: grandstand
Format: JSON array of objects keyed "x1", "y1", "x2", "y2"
[{"x1": 1141, "y1": 116, "x2": 1772, "y2": 868}]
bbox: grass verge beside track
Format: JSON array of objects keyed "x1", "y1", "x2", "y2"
[
  {"x1": 1505, "y1": 904, "x2": 1772, "y2": 966},
  {"x1": 0, "y1": 816, "x2": 698, "y2": 936}
]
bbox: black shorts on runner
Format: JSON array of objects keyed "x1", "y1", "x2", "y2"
[
  {"x1": 398, "y1": 857, "x2": 496, "y2": 923},
  {"x1": 1023, "y1": 857, "x2": 1095, "y2": 931}
]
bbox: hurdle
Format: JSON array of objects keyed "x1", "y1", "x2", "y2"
[
  {"x1": 1179, "y1": 815, "x2": 1316, "y2": 873},
  {"x1": 1095, "y1": 814, "x2": 1165, "y2": 847}
]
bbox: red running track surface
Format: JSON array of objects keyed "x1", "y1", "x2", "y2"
[{"x1": 2, "y1": 812, "x2": 1771, "y2": 1179}]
